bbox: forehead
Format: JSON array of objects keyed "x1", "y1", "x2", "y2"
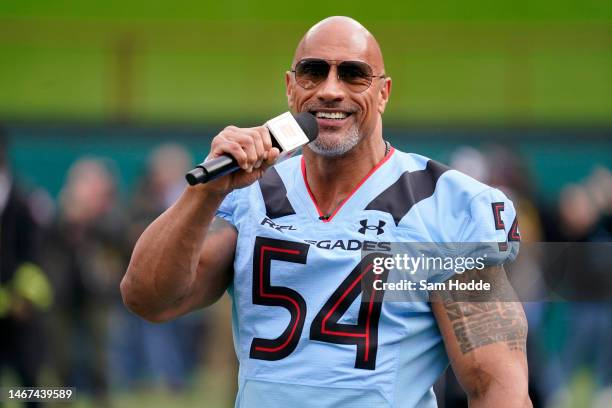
[{"x1": 296, "y1": 29, "x2": 372, "y2": 63}]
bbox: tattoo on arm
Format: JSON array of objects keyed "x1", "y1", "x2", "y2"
[
  {"x1": 443, "y1": 301, "x2": 527, "y2": 354},
  {"x1": 437, "y1": 266, "x2": 528, "y2": 355}
]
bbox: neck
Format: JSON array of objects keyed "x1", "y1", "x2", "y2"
[{"x1": 302, "y1": 121, "x2": 387, "y2": 217}]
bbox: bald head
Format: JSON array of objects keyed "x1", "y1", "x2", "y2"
[{"x1": 293, "y1": 16, "x2": 385, "y2": 73}]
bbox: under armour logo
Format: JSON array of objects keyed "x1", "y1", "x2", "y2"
[{"x1": 358, "y1": 219, "x2": 386, "y2": 235}]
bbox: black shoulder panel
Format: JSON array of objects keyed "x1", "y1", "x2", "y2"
[
  {"x1": 258, "y1": 167, "x2": 296, "y2": 219},
  {"x1": 364, "y1": 160, "x2": 450, "y2": 225}
]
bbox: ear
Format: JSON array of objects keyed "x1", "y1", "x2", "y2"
[
  {"x1": 285, "y1": 71, "x2": 295, "y2": 110},
  {"x1": 377, "y1": 77, "x2": 392, "y2": 115}
]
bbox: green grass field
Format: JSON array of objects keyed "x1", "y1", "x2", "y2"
[{"x1": 0, "y1": 1, "x2": 610, "y2": 124}]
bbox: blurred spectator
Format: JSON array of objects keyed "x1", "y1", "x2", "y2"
[
  {"x1": 130, "y1": 143, "x2": 192, "y2": 220},
  {"x1": 41, "y1": 158, "x2": 128, "y2": 406},
  {"x1": 109, "y1": 144, "x2": 209, "y2": 390},
  {"x1": 558, "y1": 184, "x2": 600, "y2": 240},
  {"x1": 449, "y1": 146, "x2": 490, "y2": 183},
  {"x1": 0, "y1": 127, "x2": 52, "y2": 408},
  {"x1": 584, "y1": 166, "x2": 612, "y2": 217},
  {"x1": 546, "y1": 179, "x2": 612, "y2": 406}
]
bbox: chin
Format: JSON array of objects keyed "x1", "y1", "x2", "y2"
[{"x1": 308, "y1": 125, "x2": 362, "y2": 157}]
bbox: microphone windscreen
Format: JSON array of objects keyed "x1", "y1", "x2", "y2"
[{"x1": 293, "y1": 112, "x2": 319, "y2": 142}]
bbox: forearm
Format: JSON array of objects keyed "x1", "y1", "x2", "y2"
[
  {"x1": 469, "y1": 378, "x2": 531, "y2": 408},
  {"x1": 121, "y1": 184, "x2": 227, "y2": 320},
  {"x1": 463, "y1": 348, "x2": 530, "y2": 408},
  {"x1": 454, "y1": 308, "x2": 531, "y2": 408}
]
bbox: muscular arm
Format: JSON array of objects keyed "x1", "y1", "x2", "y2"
[
  {"x1": 120, "y1": 124, "x2": 279, "y2": 323},
  {"x1": 120, "y1": 184, "x2": 236, "y2": 323},
  {"x1": 431, "y1": 265, "x2": 532, "y2": 408}
]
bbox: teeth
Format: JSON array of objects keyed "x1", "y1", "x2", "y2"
[{"x1": 316, "y1": 111, "x2": 348, "y2": 120}]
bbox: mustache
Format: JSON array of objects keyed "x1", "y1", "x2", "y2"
[{"x1": 301, "y1": 102, "x2": 359, "y2": 114}]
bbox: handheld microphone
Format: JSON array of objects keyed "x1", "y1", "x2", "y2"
[{"x1": 186, "y1": 112, "x2": 318, "y2": 186}]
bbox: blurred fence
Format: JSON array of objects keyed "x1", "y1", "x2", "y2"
[{"x1": 6, "y1": 125, "x2": 611, "y2": 201}]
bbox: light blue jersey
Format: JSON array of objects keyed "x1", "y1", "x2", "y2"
[{"x1": 216, "y1": 148, "x2": 520, "y2": 408}]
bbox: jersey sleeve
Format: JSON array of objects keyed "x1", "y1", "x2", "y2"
[
  {"x1": 428, "y1": 187, "x2": 520, "y2": 283},
  {"x1": 457, "y1": 187, "x2": 520, "y2": 265},
  {"x1": 215, "y1": 189, "x2": 238, "y2": 226}
]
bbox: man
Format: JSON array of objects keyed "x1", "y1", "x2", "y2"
[{"x1": 121, "y1": 17, "x2": 531, "y2": 407}]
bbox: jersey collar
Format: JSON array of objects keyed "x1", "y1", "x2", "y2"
[{"x1": 300, "y1": 147, "x2": 396, "y2": 223}]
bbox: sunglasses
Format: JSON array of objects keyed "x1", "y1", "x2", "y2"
[{"x1": 291, "y1": 58, "x2": 386, "y2": 93}]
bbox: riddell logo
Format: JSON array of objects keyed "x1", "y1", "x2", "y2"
[
  {"x1": 358, "y1": 219, "x2": 385, "y2": 235},
  {"x1": 261, "y1": 217, "x2": 297, "y2": 232}
]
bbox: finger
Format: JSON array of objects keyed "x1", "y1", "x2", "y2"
[
  {"x1": 211, "y1": 139, "x2": 249, "y2": 170},
  {"x1": 210, "y1": 127, "x2": 239, "y2": 158},
  {"x1": 261, "y1": 147, "x2": 280, "y2": 170},
  {"x1": 239, "y1": 135, "x2": 258, "y2": 172},
  {"x1": 254, "y1": 126, "x2": 273, "y2": 152},
  {"x1": 210, "y1": 134, "x2": 231, "y2": 158},
  {"x1": 225, "y1": 131, "x2": 258, "y2": 171},
  {"x1": 253, "y1": 147, "x2": 280, "y2": 179},
  {"x1": 246, "y1": 128, "x2": 265, "y2": 169}
]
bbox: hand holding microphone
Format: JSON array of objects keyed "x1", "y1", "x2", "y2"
[{"x1": 186, "y1": 112, "x2": 318, "y2": 191}]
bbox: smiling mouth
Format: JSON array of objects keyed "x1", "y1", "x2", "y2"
[{"x1": 310, "y1": 110, "x2": 353, "y2": 121}]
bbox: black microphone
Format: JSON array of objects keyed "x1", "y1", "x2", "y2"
[{"x1": 186, "y1": 112, "x2": 319, "y2": 186}]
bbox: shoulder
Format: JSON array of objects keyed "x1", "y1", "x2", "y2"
[
  {"x1": 388, "y1": 150, "x2": 518, "y2": 239},
  {"x1": 382, "y1": 150, "x2": 508, "y2": 219},
  {"x1": 389, "y1": 150, "x2": 520, "y2": 268},
  {"x1": 391, "y1": 150, "x2": 492, "y2": 200}
]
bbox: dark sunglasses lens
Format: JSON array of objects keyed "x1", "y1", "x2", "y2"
[
  {"x1": 295, "y1": 59, "x2": 330, "y2": 89},
  {"x1": 338, "y1": 61, "x2": 373, "y2": 91}
]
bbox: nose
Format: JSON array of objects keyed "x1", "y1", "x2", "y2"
[{"x1": 315, "y1": 65, "x2": 346, "y2": 103}]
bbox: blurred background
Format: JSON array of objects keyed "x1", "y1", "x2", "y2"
[{"x1": 0, "y1": 1, "x2": 610, "y2": 407}]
